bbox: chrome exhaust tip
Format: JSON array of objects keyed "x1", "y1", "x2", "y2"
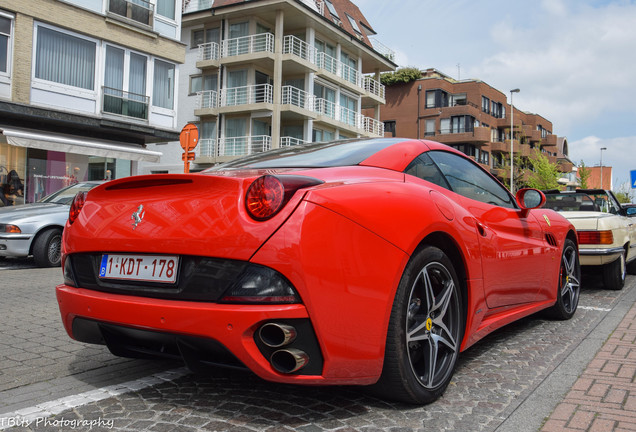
[
  {"x1": 271, "y1": 348, "x2": 309, "y2": 373},
  {"x1": 259, "y1": 323, "x2": 297, "y2": 348}
]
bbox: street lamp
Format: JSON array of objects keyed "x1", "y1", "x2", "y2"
[
  {"x1": 509, "y1": 88, "x2": 520, "y2": 192},
  {"x1": 600, "y1": 147, "x2": 607, "y2": 189}
]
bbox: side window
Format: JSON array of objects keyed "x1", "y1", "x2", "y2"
[
  {"x1": 428, "y1": 151, "x2": 515, "y2": 208},
  {"x1": 404, "y1": 153, "x2": 451, "y2": 190}
]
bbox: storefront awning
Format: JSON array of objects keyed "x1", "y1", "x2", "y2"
[{"x1": 0, "y1": 127, "x2": 163, "y2": 163}]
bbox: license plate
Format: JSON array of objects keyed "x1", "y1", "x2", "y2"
[{"x1": 99, "y1": 254, "x2": 179, "y2": 283}]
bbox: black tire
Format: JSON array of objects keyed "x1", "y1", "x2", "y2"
[
  {"x1": 627, "y1": 258, "x2": 636, "y2": 275},
  {"x1": 32, "y1": 228, "x2": 62, "y2": 267},
  {"x1": 545, "y1": 239, "x2": 580, "y2": 320},
  {"x1": 372, "y1": 246, "x2": 464, "y2": 404},
  {"x1": 603, "y1": 250, "x2": 625, "y2": 290}
]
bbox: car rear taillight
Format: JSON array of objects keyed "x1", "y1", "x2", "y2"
[
  {"x1": 245, "y1": 175, "x2": 323, "y2": 221},
  {"x1": 578, "y1": 230, "x2": 614, "y2": 245},
  {"x1": 68, "y1": 191, "x2": 87, "y2": 225}
]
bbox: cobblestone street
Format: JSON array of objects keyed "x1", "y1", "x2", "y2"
[{"x1": 0, "y1": 264, "x2": 634, "y2": 431}]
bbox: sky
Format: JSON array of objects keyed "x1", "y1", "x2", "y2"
[{"x1": 355, "y1": 0, "x2": 636, "y2": 189}]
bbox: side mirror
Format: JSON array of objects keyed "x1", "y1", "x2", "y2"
[
  {"x1": 626, "y1": 207, "x2": 636, "y2": 216},
  {"x1": 516, "y1": 188, "x2": 546, "y2": 210}
]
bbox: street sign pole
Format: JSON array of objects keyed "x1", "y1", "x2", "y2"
[{"x1": 179, "y1": 124, "x2": 199, "y2": 173}]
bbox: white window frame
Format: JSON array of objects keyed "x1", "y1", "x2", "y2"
[
  {"x1": 151, "y1": 58, "x2": 177, "y2": 113},
  {"x1": 103, "y1": 43, "x2": 149, "y2": 95},
  {"x1": 31, "y1": 22, "x2": 99, "y2": 99},
  {"x1": 0, "y1": 11, "x2": 14, "y2": 80}
]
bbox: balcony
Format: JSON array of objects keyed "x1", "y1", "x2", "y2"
[
  {"x1": 196, "y1": 136, "x2": 272, "y2": 159},
  {"x1": 102, "y1": 86, "x2": 149, "y2": 121},
  {"x1": 108, "y1": 0, "x2": 153, "y2": 27},
  {"x1": 435, "y1": 126, "x2": 491, "y2": 145},
  {"x1": 542, "y1": 134, "x2": 558, "y2": 147},
  {"x1": 219, "y1": 135, "x2": 272, "y2": 156},
  {"x1": 194, "y1": 90, "x2": 219, "y2": 116},
  {"x1": 280, "y1": 136, "x2": 307, "y2": 147},
  {"x1": 362, "y1": 76, "x2": 385, "y2": 103},
  {"x1": 283, "y1": 36, "x2": 317, "y2": 67},
  {"x1": 490, "y1": 141, "x2": 509, "y2": 152},
  {"x1": 220, "y1": 84, "x2": 273, "y2": 108},
  {"x1": 221, "y1": 33, "x2": 274, "y2": 62},
  {"x1": 281, "y1": 35, "x2": 385, "y2": 101},
  {"x1": 196, "y1": 42, "x2": 220, "y2": 69},
  {"x1": 182, "y1": 0, "x2": 213, "y2": 14},
  {"x1": 281, "y1": 86, "x2": 316, "y2": 116}
]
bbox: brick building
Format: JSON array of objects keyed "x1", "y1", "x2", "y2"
[{"x1": 379, "y1": 68, "x2": 574, "y2": 186}]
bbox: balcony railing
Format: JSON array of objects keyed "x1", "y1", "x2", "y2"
[
  {"x1": 219, "y1": 84, "x2": 273, "y2": 107},
  {"x1": 283, "y1": 35, "x2": 317, "y2": 64},
  {"x1": 197, "y1": 138, "x2": 217, "y2": 157},
  {"x1": 218, "y1": 135, "x2": 272, "y2": 157},
  {"x1": 363, "y1": 117, "x2": 384, "y2": 136},
  {"x1": 363, "y1": 76, "x2": 385, "y2": 99},
  {"x1": 369, "y1": 37, "x2": 395, "y2": 62},
  {"x1": 316, "y1": 51, "x2": 339, "y2": 77},
  {"x1": 108, "y1": 0, "x2": 153, "y2": 26},
  {"x1": 196, "y1": 90, "x2": 219, "y2": 110},
  {"x1": 198, "y1": 42, "x2": 220, "y2": 62},
  {"x1": 102, "y1": 86, "x2": 149, "y2": 121},
  {"x1": 314, "y1": 97, "x2": 337, "y2": 119},
  {"x1": 280, "y1": 136, "x2": 307, "y2": 147},
  {"x1": 281, "y1": 86, "x2": 314, "y2": 110},
  {"x1": 221, "y1": 33, "x2": 274, "y2": 58},
  {"x1": 182, "y1": 0, "x2": 213, "y2": 13}
]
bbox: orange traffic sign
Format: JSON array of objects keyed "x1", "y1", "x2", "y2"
[{"x1": 180, "y1": 123, "x2": 199, "y2": 150}]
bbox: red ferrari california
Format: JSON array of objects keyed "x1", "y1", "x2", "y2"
[{"x1": 56, "y1": 138, "x2": 580, "y2": 404}]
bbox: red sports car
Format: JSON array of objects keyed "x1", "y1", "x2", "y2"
[{"x1": 56, "y1": 138, "x2": 580, "y2": 404}]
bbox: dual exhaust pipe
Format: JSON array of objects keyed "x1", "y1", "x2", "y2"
[{"x1": 259, "y1": 323, "x2": 309, "y2": 374}]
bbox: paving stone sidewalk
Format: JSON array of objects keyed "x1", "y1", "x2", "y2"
[{"x1": 541, "y1": 300, "x2": 636, "y2": 431}]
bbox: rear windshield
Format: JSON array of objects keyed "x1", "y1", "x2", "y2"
[{"x1": 206, "y1": 138, "x2": 405, "y2": 170}]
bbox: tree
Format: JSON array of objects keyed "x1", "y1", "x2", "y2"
[
  {"x1": 613, "y1": 182, "x2": 633, "y2": 204},
  {"x1": 524, "y1": 150, "x2": 561, "y2": 190},
  {"x1": 578, "y1": 161, "x2": 591, "y2": 189}
]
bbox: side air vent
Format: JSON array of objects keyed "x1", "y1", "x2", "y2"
[{"x1": 545, "y1": 233, "x2": 558, "y2": 247}]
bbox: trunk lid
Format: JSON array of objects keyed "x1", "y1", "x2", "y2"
[{"x1": 65, "y1": 173, "x2": 297, "y2": 261}]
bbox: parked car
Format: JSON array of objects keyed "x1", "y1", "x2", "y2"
[
  {"x1": 0, "y1": 181, "x2": 101, "y2": 267},
  {"x1": 56, "y1": 138, "x2": 579, "y2": 404},
  {"x1": 543, "y1": 189, "x2": 636, "y2": 290}
]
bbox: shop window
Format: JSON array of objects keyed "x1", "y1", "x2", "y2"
[{"x1": 0, "y1": 147, "x2": 25, "y2": 207}]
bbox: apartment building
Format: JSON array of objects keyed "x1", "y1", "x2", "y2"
[
  {"x1": 140, "y1": 0, "x2": 396, "y2": 172},
  {"x1": 0, "y1": 0, "x2": 183, "y2": 205},
  {"x1": 380, "y1": 68, "x2": 574, "y2": 185}
]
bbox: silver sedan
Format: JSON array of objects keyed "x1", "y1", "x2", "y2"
[{"x1": 0, "y1": 182, "x2": 101, "y2": 267}]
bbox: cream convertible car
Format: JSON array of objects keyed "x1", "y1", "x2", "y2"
[{"x1": 543, "y1": 189, "x2": 636, "y2": 290}]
